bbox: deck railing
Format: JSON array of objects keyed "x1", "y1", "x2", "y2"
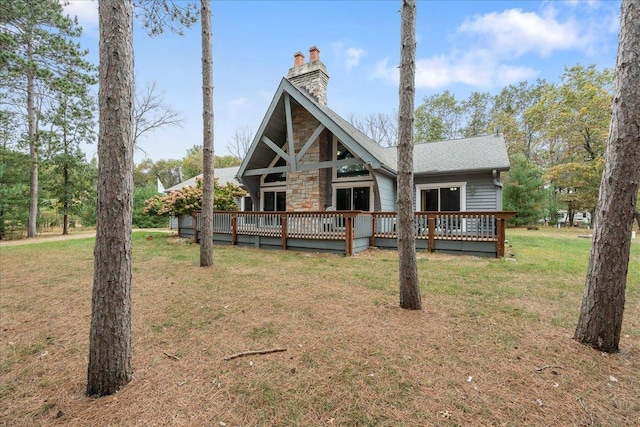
[{"x1": 188, "y1": 210, "x2": 516, "y2": 257}]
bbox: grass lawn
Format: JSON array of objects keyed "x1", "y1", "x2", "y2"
[{"x1": 1, "y1": 228, "x2": 638, "y2": 426}]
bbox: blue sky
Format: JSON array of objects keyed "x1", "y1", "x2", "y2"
[{"x1": 64, "y1": 0, "x2": 621, "y2": 164}]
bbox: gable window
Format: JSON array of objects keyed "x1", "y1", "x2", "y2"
[
  {"x1": 417, "y1": 183, "x2": 466, "y2": 212},
  {"x1": 263, "y1": 156, "x2": 287, "y2": 183},
  {"x1": 335, "y1": 141, "x2": 369, "y2": 179}
]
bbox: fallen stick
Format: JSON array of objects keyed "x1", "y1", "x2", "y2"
[
  {"x1": 163, "y1": 351, "x2": 180, "y2": 361},
  {"x1": 224, "y1": 348, "x2": 286, "y2": 361},
  {"x1": 534, "y1": 364, "x2": 564, "y2": 372}
]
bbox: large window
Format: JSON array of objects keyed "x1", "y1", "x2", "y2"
[
  {"x1": 335, "y1": 141, "x2": 369, "y2": 179},
  {"x1": 263, "y1": 189, "x2": 286, "y2": 212},
  {"x1": 335, "y1": 186, "x2": 371, "y2": 211},
  {"x1": 417, "y1": 183, "x2": 466, "y2": 212}
]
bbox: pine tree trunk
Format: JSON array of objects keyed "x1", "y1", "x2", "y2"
[
  {"x1": 574, "y1": 0, "x2": 640, "y2": 353},
  {"x1": 397, "y1": 0, "x2": 421, "y2": 310},
  {"x1": 87, "y1": 0, "x2": 135, "y2": 396},
  {"x1": 200, "y1": 0, "x2": 214, "y2": 267},
  {"x1": 27, "y1": 39, "x2": 38, "y2": 239},
  {"x1": 63, "y1": 162, "x2": 69, "y2": 235}
]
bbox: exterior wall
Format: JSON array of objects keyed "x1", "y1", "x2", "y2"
[
  {"x1": 414, "y1": 172, "x2": 500, "y2": 211},
  {"x1": 375, "y1": 173, "x2": 396, "y2": 211},
  {"x1": 286, "y1": 107, "x2": 330, "y2": 211}
]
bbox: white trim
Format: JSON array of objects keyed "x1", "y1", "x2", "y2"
[
  {"x1": 332, "y1": 136, "x2": 370, "y2": 182},
  {"x1": 415, "y1": 182, "x2": 467, "y2": 211},
  {"x1": 331, "y1": 182, "x2": 374, "y2": 212}
]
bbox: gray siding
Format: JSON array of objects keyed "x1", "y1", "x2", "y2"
[
  {"x1": 414, "y1": 172, "x2": 500, "y2": 211},
  {"x1": 375, "y1": 173, "x2": 396, "y2": 211},
  {"x1": 466, "y1": 175, "x2": 498, "y2": 211}
]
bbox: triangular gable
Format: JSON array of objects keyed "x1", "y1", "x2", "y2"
[{"x1": 237, "y1": 78, "x2": 397, "y2": 181}]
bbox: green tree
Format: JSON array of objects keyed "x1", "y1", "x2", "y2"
[
  {"x1": 532, "y1": 65, "x2": 613, "y2": 217},
  {"x1": 215, "y1": 155, "x2": 241, "y2": 168},
  {"x1": 415, "y1": 90, "x2": 461, "y2": 143},
  {"x1": 40, "y1": 65, "x2": 97, "y2": 234},
  {"x1": 0, "y1": 0, "x2": 94, "y2": 238},
  {"x1": 503, "y1": 155, "x2": 545, "y2": 226},
  {"x1": 133, "y1": 182, "x2": 167, "y2": 228},
  {"x1": 490, "y1": 80, "x2": 546, "y2": 160},
  {"x1": 461, "y1": 91, "x2": 492, "y2": 137},
  {"x1": 0, "y1": 147, "x2": 30, "y2": 239},
  {"x1": 182, "y1": 145, "x2": 203, "y2": 178}
]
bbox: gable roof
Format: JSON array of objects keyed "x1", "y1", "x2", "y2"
[
  {"x1": 237, "y1": 78, "x2": 396, "y2": 178},
  {"x1": 164, "y1": 166, "x2": 240, "y2": 193},
  {"x1": 384, "y1": 134, "x2": 510, "y2": 176},
  {"x1": 237, "y1": 77, "x2": 510, "y2": 180}
]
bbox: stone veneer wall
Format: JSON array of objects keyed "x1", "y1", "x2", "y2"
[{"x1": 286, "y1": 106, "x2": 330, "y2": 211}]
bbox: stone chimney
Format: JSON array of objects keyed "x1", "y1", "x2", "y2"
[{"x1": 287, "y1": 46, "x2": 329, "y2": 105}]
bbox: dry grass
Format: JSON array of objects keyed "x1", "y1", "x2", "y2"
[{"x1": 1, "y1": 229, "x2": 639, "y2": 426}]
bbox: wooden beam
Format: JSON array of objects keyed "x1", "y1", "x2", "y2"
[
  {"x1": 284, "y1": 93, "x2": 296, "y2": 172},
  {"x1": 261, "y1": 135, "x2": 288, "y2": 160},
  {"x1": 297, "y1": 157, "x2": 362, "y2": 172},
  {"x1": 295, "y1": 124, "x2": 325, "y2": 163},
  {"x1": 243, "y1": 165, "x2": 289, "y2": 177},
  {"x1": 243, "y1": 157, "x2": 362, "y2": 177}
]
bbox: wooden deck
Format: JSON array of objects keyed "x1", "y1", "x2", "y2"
[{"x1": 179, "y1": 211, "x2": 516, "y2": 257}]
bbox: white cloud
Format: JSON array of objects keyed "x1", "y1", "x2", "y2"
[
  {"x1": 370, "y1": 2, "x2": 617, "y2": 89},
  {"x1": 345, "y1": 47, "x2": 365, "y2": 72},
  {"x1": 372, "y1": 57, "x2": 398, "y2": 83},
  {"x1": 62, "y1": 0, "x2": 99, "y2": 34},
  {"x1": 373, "y1": 52, "x2": 538, "y2": 89},
  {"x1": 458, "y1": 8, "x2": 585, "y2": 57},
  {"x1": 331, "y1": 42, "x2": 366, "y2": 72}
]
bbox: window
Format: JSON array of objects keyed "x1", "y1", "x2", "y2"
[
  {"x1": 263, "y1": 156, "x2": 287, "y2": 183},
  {"x1": 262, "y1": 189, "x2": 286, "y2": 211},
  {"x1": 417, "y1": 183, "x2": 466, "y2": 212},
  {"x1": 335, "y1": 186, "x2": 371, "y2": 211},
  {"x1": 335, "y1": 141, "x2": 369, "y2": 179},
  {"x1": 243, "y1": 196, "x2": 253, "y2": 212}
]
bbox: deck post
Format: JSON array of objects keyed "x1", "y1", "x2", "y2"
[
  {"x1": 427, "y1": 215, "x2": 436, "y2": 252},
  {"x1": 496, "y1": 217, "x2": 506, "y2": 257},
  {"x1": 281, "y1": 213, "x2": 288, "y2": 251},
  {"x1": 370, "y1": 213, "x2": 377, "y2": 247},
  {"x1": 231, "y1": 214, "x2": 237, "y2": 246},
  {"x1": 345, "y1": 213, "x2": 354, "y2": 256}
]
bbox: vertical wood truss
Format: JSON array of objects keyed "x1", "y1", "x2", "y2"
[
  {"x1": 284, "y1": 93, "x2": 296, "y2": 172},
  {"x1": 255, "y1": 93, "x2": 326, "y2": 175}
]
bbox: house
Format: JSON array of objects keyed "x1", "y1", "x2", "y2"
[
  {"x1": 175, "y1": 46, "x2": 514, "y2": 256},
  {"x1": 237, "y1": 46, "x2": 509, "y2": 216}
]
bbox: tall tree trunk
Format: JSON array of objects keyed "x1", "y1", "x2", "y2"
[
  {"x1": 62, "y1": 163, "x2": 69, "y2": 235},
  {"x1": 199, "y1": 0, "x2": 214, "y2": 267},
  {"x1": 574, "y1": 0, "x2": 640, "y2": 353},
  {"x1": 87, "y1": 0, "x2": 135, "y2": 396},
  {"x1": 27, "y1": 39, "x2": 38, "y2": 238},
  {"x1": 397, "y1": 0, "x2": 421, "y2": 310}
]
